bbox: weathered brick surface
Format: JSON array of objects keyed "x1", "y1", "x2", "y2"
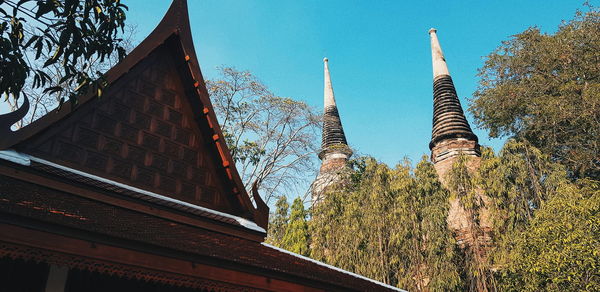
[
  {"x1": 319, "y1": 156, "x2": 348, "y2": 173},
  {"x1": 312, "y1": 151, "x2": 350, "y2": 203},
  {"x1": 432, "y1": 138, "x2": 492, "y2": 251},
  {"x1": 431, "y1": 138, "x2": 480, "y2": 182}
]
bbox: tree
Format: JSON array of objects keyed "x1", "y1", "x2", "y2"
[
  {"x1": 310, "y1": 157, "x2": 462, "y2": 290},
  {"x1": 5, "y1": 23, "x2": 138, "y2": 128},
  {"x1": 1, "y1": 0, "x2": 128, "y2": 109},
  {"x1": 442, "y1": 139, "x2": 600, "y2": 291},
  {"x1": 446, "y1": 154, "x2": 494, "y2": 292},
  {"x1": 493, "y1": 179, "x2": 600, "y2": 291},
  {"x1": 310, "y1": 158, "x2": 406, "y2": 286},
  {"x1": 412, "y1": 157, "x2": 463, "y2": 291},
  {"x1": 206, "y1": 67, "x2": 321, "y2": 204},
  {"x1": 265, "y1": 195, "x2": 289, "y2": 246},
  {"x1": 470, "y1": 5, "x2": 600, "y2": 179},
  {"x1": 477, "y1": 141, "x2": 566, "y2": 238},
  {"x1": 280, "y1": 197, "x2": 310, "y2": 256}
]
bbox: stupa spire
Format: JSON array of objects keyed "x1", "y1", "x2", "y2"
[
  {"x1": 312, "y1": 58, "x2": 352, "y2": 205},
  {"x1": 428, "y1": 28, "x2": 478, "y2": 152},
  {"x1": 320, "y1": 58, "x2": 350, "y2": 157},
  {"x1": 429, "y1": 28, "x2": 450, "y2": 78},
  {"x1": 428, "y1": 30, "x2": 492, "y2": 265},
  {"x1": 323, "y1": 58, "x2": 337, "y2": 111}
]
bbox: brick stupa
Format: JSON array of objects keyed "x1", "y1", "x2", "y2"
[
  {"x1": 311, "y1": 58, "x2": 352, "y2": 205},
  {"x1": 428, "y1": 28, "x2": 492, "y2": 253}
]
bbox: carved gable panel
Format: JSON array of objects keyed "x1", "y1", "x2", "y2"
[{"x1": 18, "y1": 44, "x2": 238, "y2": 215}]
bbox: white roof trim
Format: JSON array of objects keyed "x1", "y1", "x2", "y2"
[
  {"x1": 0, "y1": 149, "x2": 265, "y2": 233},
  {"x1": 261, "y1": 243, "x2": 407, "y2": 292},
  {"x1": 0, "y1": 149, "x2": 31, "y2": 166}
]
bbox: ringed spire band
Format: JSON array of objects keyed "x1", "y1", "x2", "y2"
[
  {"x1": 428, "y1": 28, "x2": 478, "y2": 150},
  {"x1": 320, "y1": 57, "x2": 351, "y2": 158}
]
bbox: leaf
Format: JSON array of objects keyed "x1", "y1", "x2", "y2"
[
  {"x1": 43, "y1": 45, "x2": 62, "y2": 67},
  {"x1": 23, "y1": 35, "x2": 38, "y2": 48},
  {"x1": 35, "y1": 1, "x2": 54, "y2": 19},
  {"x1": 43, "y1": 86, "x2": 62, "y2": 94}
]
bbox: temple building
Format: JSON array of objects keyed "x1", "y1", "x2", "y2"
[
  {"x1": 311, "y1": 58, "x2": 353, "y2": 205},
  {"x1": 0, "y1": 1, "x2": 403, "y2": 291},
  {"x1": 428, "y1": 28, "x2": 491, "y2": 249}
]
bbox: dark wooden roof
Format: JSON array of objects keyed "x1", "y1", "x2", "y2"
[
  {"x1": 429, "y1": 74, "x2": 478, "y2": 149},
  {"x1": 0, "y1": 172, "x2": 402, "y2": 291},
  {"x1": 0, "y1": 0, "x2": 267, "y2": 229}
]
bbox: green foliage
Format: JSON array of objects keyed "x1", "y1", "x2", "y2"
[
  {"x1": 470, "y1": 5, "x2": 600, "y2": 179},
  {"x1": 311, "y1": 158, "x2": 403, "y2": 285},
  {"x1": 265, "y1": 195, "x2": 289, "y2": 246},
  {"x1": 446, "y1": 154, "x2": 493, "y2": 292},
  {"x1": 476, "y1": 141, "x2": 600, "y2": 291},
  {"x1": 308, "y1": 142, "x2": 598, "y2": 291},
  {"x1": 444, "y1": 140, "x2": 600, "y2": 291},
  {"x1": 478, "y1": 140, "x2": 567, "y2": 237},
  {"x1": 494, "y1": 179, "x2": 600, "y2": 291},
  {"x1": 280, "y1": 197, "x2": 310, "y2": 256},
  {"x1": 412, "y1": 158, "x2": 463, "y2": 291},
  {"x1": 1, "y1": 0, "x2": 128, "y2": 105},
  {"x1": 311, "y1": 157, "x2": 461, "y2": 290}
]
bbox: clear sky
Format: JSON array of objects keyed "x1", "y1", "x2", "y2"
[
  {"x1": 126, "y1": 0, "x2": 593, "y2": 166},
  {"x1": 2, "y1": 0, "x2": 594, "y2": 168}
]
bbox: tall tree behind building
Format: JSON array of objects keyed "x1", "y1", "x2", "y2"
[
  {"x1": 310, "y1": 157, "x2": 462, "y2": 290},
  {"x1": 206, "y1": 67, "x2": 321, "y2": 204},
  {"x1": 310, "y1": 158, "x2": 405, "y2": 286},
  {"x1": 470, "y1": 5, "x2": 600, "y2": 179},
  {"x1": 412, "y1": 158, "x2": 463, "y2": 291},
  {"x1": 446, "y1": 140, "x2": 600, "y2": 291},
  {"x1": 498, "y1": 179, "x2": 600, "y2": 291},
  {"x1": 265, "y1": 195, "x2": 289, "y2": 246},
  {"x1": 280, "y1": 197, "x2": 310, "y2": 256}
]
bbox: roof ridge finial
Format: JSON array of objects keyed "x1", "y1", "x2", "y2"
[
  {"x1": 429, "y1": 28, "x2": 450, "y2": 79},
  {"x1": 0, "y1": 96, "x2": 29, "y2": 149}
]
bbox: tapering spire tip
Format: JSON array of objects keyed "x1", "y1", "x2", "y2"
[
  {"x1": 430, "y1": 27, "x2": 450, "y2": 78},
  {"x1": 323, "y1": 57, "x2": 328, "y2": 63}
]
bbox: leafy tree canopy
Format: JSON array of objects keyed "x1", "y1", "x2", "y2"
[
  {"x1": 1, "y1": 0, "x2": 128, "y2": 106},
  {"x1": 280, "y1": 197, "x2": 310, "y2": 256},
  {"x1": 309, "y1": 142, "x2": 599, "y2": 291},
  {"x1": 265, "y1": 195, "x2": 289, "y2": 246},
  {"x1": 470, "y1": 5, "x2": 600, "y2": 179},
  {"x1": 310, "y1": 156, "x2": 461, "y2": 290},
  {"x1": 454, "y1": 140, "x2": 600, "y2": 291}
]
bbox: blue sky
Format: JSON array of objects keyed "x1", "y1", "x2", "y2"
[
  {"x1": 127, "y1": 0, "x2": 590, "y2": 166},
  {"x1": 2, "y1": 0, "x2": 593, "y2": 168}
]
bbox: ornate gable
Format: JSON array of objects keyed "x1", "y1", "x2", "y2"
[{"x1": 0, "y1": 0, "x2": 267, "y2": 228}]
